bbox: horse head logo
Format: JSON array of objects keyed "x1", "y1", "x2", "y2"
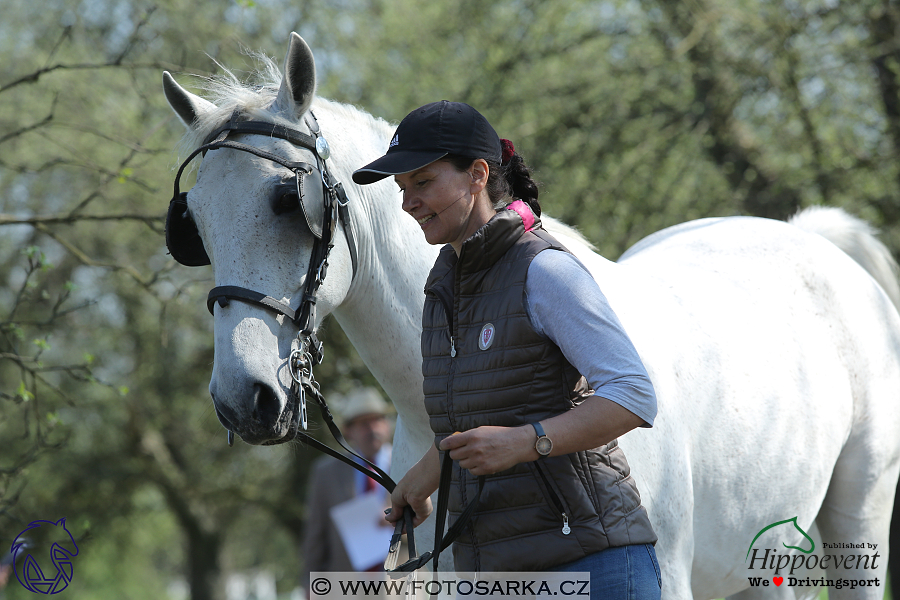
[
  {"x1": 746, "y1": 516, "x2": 815, "y2": 561},
  {"x1": 11, "y1": 518, "x2": 79, "y2": 594}
]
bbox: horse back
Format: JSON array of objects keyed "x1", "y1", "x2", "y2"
[{"x1": 561, "y1": 215, "x2": 900, "y2": 598}]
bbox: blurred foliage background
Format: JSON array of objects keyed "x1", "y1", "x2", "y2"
[{"x1": 1, "y1": 0, "x2": 898, "y2": 598}]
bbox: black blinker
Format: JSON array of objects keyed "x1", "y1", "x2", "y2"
[{"x1": 165, "y1": 192, "x2": 211, "y2": 267}]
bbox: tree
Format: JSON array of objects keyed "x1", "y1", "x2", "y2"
[{"x1": 2, "y1": 1, "x2": 897, "y2": 598}]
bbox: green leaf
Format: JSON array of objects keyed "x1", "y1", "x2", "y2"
[
  {"x1": 16, "y1": 381, "x2": 34, "y2": 402},
  {"x1": 117, "y1": 167, "x2": 134, "y2": 183}
]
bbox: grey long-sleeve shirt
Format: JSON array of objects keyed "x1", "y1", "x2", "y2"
[{"x1": 524, "y1": 249, "x2": 657, "y2": 427}]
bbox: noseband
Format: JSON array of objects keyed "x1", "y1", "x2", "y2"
[{"x1": 166, "y1": 109, "x2": 473, "y2": 581}]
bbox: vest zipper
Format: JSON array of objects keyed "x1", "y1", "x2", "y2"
[
  {"x1": 426, "y1": 279, "x2": 459, "y2": 429},
  {"x1": 533, "y1": 462, "x2": 572, "y2": 536},
  {"x1": 427, "y1": 288, "x2": 456, "y2": 356}
]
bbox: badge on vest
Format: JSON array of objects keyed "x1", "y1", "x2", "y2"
[{"x1": 479, "y1": 323, "x2": 495, "y2": 350}]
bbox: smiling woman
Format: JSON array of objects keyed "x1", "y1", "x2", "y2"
[
  {"x1": 352, "y1": 100, "x2": 661, "y2": 598},
  {"x1": 395, "y1": 160, "x2": 491, "y2": 250}
]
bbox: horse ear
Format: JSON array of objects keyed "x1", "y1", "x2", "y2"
[
  {"x1": 274, "y1": 32, "x2": 316, "y2": 118},
  {"x1": 163, "y1": 71, "x2": 216, "y2": 129}
]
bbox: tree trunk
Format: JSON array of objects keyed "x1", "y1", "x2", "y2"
[
  {"x1": 655, "y1": 0, "x2": 801, "y2": 220},
  {"x1": 184, "y1": 519, "x2": 222, "y2": 600}
]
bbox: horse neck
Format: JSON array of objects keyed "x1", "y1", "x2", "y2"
[
  {"x1": 334, "y1": 182, "x2": 437, "y2": 414},
  {"x1": 314, "y1": 100, "x2": 439, "y2": 420}
]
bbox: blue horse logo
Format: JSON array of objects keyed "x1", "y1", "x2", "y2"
[{"x1": 11, "y1": 518, "x2": 79, "y2": 594}]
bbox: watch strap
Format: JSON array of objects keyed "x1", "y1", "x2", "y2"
[{"x1": 531, "y1": 422, "x2": 552, "y2": 457}]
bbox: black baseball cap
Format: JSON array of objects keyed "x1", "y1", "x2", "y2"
[{"x1": 352, "y1": 101, "x2": 502, "y2": 185}]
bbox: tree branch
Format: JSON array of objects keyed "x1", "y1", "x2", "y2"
[
  {"x1": 0, "y1": 97, "x2": 57, "y2": 145},
  {"x1": 33, "y1": 224, "x2": 158, "y2": 288},
  {"x1": 0, "y1": 212, "x2": 163, "y2": 228}
]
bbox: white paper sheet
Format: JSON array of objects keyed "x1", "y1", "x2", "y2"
[{"x1": 329, "y1": 492, "x2": 394, "y2": 571}]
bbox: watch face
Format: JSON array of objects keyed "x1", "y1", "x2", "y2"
[{"x1": 535, "y1": 436, "x2": 552, "y2": 456}]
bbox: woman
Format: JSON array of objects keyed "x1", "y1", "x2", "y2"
[{"x1": 352, "y1": 101, "x2": 661, "y2": 597}]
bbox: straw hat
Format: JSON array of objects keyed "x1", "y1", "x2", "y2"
[{"x1": 339, "y1": 387, "x2": 393, "y2": 427}]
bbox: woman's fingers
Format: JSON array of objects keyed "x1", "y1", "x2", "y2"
[{"x1": 441, "y1": 426, "x2": 531, "y2": 475}]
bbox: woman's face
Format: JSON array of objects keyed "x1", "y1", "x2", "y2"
[{"x1": 395, "y1": 159, "x2": 492, "y2": 252}]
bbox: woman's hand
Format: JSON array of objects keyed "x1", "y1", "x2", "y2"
[
  {"x1": 385, "y1": 445, "x2": 441, "y2": 529},
  {"x1": 388, "y1": 397, "x2": 645, "y2": 520},
  {"x1": 439, "y1": 426, "x2": 536, "y2": 476},
  {"x1": 438, "y1": 396, "x2": 646, "y2": 477}
]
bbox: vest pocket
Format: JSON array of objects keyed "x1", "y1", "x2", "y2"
[{"x1": 530, "y1": 461, "x2": 572, "y2": 536}]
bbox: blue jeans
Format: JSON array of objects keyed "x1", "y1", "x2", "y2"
[{"x1": 551, "y1": 543, "x2": 661, "y2": 599}]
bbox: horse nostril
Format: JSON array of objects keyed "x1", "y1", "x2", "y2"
[
  {"x1": 212, "y1": 395, "x2": 237, "y2": 431},
  {"x1": 251, "y1": 382, "x2": 282, "y2": 427}
]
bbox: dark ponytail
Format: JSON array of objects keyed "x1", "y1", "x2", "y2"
[
  {"x1": 445, "y1": 151, "x2": 541, "y2": 217},
  {"x1": 499, "y1": 152, "x2": 540, "y2": 216}
]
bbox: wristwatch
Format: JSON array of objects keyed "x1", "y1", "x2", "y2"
[{"x1": 532, "y1": 422, "x2": 552, "y2": 457}]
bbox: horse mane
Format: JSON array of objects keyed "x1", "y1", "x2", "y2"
[
  {"x1": 174, "y1": 51, "x2": 394, "y2": 169},
  {"x1": 174, "y1": 52, "x2": 277, "y2": 156}
]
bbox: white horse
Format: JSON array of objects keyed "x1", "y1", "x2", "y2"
[{"x1": 162, "y1": 33, "x2": 900, "y2": 599}]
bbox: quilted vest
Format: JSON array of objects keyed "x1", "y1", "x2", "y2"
[{"x1": 421, "y1": 205, "x2": 657, "y2": 572}]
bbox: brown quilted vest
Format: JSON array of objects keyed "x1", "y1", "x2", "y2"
[{"x1": 421, "y1": 206, "x2": 657, "y2": 572}]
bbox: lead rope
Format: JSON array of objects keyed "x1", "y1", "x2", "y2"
[{"x1": 385, "y1": 453, "x2": 485, "y2": 583}]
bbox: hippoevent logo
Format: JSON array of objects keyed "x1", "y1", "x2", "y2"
[
  {"x1": 745, "y1": 516, "x2": 881, "y2": 592},
  {"x1": 11, "y1": 518, "x2": 80, "y2": 594}
]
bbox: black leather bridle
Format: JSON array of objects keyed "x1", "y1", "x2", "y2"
[
  {"x1": 166, "y1": 109, "x2": 359, "y2": 436},
  {"x1": 165, "y1": 109, "x2": 477, "y2": 579}
]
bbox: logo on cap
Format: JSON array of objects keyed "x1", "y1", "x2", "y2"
[
  {"x1": 479, "y1": 323, "x2": 495, "y2": 351},
  {"x1": 389, "y1": 134, "x2": 399, "y2": 148}
]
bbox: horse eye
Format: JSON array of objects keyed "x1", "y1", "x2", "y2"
[{"x1": 273, "y1": 191, "x2": 300, "y2": 215}]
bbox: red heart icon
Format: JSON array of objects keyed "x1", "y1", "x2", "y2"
[{"x1": 773, "y1": 577, "x2": 783, "y2": 586}]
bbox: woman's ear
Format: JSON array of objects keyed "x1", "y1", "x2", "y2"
[{"x1": 469, "y1": 158, "x2": 490, "y2": 194}]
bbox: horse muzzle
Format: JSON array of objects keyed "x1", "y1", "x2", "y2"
[{"x1": 212, "y1": 382, "x2": 300, "y2": 445}]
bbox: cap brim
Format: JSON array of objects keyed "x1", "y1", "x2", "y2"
[{"x1": 352, "y1": 150, "x2": 448, "y2": 185}]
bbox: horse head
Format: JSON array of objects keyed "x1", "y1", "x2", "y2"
[
  {"x1": 163, "y1": 34, "x2": 368, "y2": 445},
  {"x1": 12, "y1": 518, "x2": 79, "y2": 594}
]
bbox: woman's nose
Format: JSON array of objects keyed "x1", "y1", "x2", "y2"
[{"x1": 401, "y1": 190, "x2": 418, "y2": 213}]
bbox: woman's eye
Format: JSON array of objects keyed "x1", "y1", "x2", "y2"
[{"x1": 396, "y1": 178, "x2": 430, "y2": 193}]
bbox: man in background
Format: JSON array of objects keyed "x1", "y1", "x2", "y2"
[{"x1": 301, "y1": 387, "x2": 393, "y2": 590}]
